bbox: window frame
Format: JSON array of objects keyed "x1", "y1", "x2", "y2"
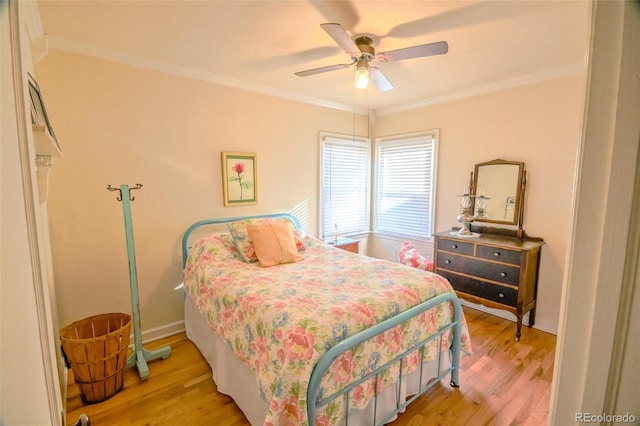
[
  {"x1": 318, "y1": 132, "x2": 371, "y2": 240},
  {"x1": 373, "y1": 130, "x2": 439, "y2": 241}
]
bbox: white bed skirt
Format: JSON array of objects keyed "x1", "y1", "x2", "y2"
[{"x1": 184, "y1": 296, "x2": 451, "y2": 425}]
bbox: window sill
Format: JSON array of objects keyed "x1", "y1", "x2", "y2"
[{"x1": 370, "y1": 231, "x2": 433, "y2": 243}]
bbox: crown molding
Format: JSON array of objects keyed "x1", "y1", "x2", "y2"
[
  {"x1": 376, "y1": 63, "x2": 586, "y2": 116},
  {"x1": 45, "y1": 36, "x2": 368, "y2": 115},
  {"x1": 45, "y1": 36, "x2": 583, "y2": 117},
  {"x1": 21, "y1": 0, "x2": 49, "y2": 63}
]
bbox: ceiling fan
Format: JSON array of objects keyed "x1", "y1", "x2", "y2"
[{"x1": 295, "y1": 23, "x2": 449, "y2": 92}]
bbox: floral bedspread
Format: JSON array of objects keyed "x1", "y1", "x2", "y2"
[{"x1": 184, "y1": 233, "x2": 471, "y2": 425}]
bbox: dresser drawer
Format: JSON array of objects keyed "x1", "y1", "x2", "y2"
[
  {"x1": 439, "y1": 271, "x2": 518, "y2": 307},
  {"x1": 436, "y1": 253, "x2": 521, "y2": 286},
  {"x1": 434, "y1": 230, "x2": 544, "y2": 341},
  {"x1": 476, "y1": 245, "x2": 521, "y2": 265},
  {"x1": 437, "y1": 238, "x2": 474, "y2": 256}
]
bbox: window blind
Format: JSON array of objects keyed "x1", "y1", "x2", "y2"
[
  {"x1": 375, "y1": 134, "x2": 436, "y2": 238},
  {"x1": 320, "y1": 136, "x2": 370, "y2": 238}
]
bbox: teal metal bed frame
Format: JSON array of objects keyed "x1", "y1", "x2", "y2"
[
  {"x1": 181, "y1": 213, "x2": 302, "y2": 268},
  {"x1": 181, "y1": 213, "x2": 462, "y2": 426}
]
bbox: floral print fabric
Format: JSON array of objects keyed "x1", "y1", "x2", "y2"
[
  {"x1": 228, "y1": 218, "x2": 306, "y2": 262},
  {"x1": 184, "y1": 233, "x2": 471, "y2": 425}
]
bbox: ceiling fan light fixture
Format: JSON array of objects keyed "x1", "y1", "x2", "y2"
[{"x1": 355, "y1": 59, "x2": 369, "y2": 89}]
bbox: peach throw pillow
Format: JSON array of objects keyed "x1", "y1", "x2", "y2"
[{"x1": 246, "y1": 221, "x2": 304, "y2": 267}]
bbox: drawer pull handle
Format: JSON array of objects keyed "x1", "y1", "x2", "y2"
[
  {"x1": 452, "y1": 244, "x2": 458, "y2": 249},
  {"x1": 499, "y1": 293, "x2": 505, "y2": 298},
  {"x1": 494, "y1": 252, "x2": 501, "y2": 257},
  {"x1": 500, "y1": 272, "x2": 507, "y2": 277},
  {"x1": 445, "y1": 259, "x2": 451, "y2": 264}
]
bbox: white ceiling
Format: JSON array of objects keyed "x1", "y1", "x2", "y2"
[{"x1": 36, "y1": 1, "x2": 589, "y2": 114}]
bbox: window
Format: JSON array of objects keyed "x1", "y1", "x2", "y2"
[
  {"x1": 319, "y1": 134, "x2": 370, "y2": 239},
  {"x1": 374, "y1": 131, "x2": 438, "y2": 239}
]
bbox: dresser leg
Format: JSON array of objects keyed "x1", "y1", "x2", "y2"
[
  {"x1": 516, "y1": 316, "x2": 522, "y2": 341},
  {"x1": 528, "y1": 307, "x2": 536, "y2": 327}
]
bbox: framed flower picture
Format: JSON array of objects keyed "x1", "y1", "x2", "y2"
[{"x1": 221, "y1": 152, "x2": 258, "y2": 206}]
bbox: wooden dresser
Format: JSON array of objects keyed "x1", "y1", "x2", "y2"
[{"x1": 434, "y1": 230, "x2": 544, "y2": 340}]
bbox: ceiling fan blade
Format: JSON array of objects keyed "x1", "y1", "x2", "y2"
[
  {"x1": 320, "y1": 23, "x2": 360, "y2": 56},
  {"x1": 370, "y1": 67, "x2": 394, "y2": 92},
  {"x1": 295, "y1": 62, "x2": 353, "y2": 77},
  {"x1": 377, "y1": 41, "x2": 448, "y2": 62}
]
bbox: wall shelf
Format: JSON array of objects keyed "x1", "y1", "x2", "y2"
[
  {"x1": 33, "y1": 124, "x2": 62, "y2": 158},
  {"x1": 33, "y1": 125, "x2": 61, "y2": 204}
]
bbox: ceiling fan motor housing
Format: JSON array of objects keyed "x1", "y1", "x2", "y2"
[{"x1": 354, "y1": 36, "x2": 375, "y2": 60}]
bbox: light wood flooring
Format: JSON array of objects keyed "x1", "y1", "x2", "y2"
[{"x1": 66, "y1": 306, "x2": 556, "y2": 426}]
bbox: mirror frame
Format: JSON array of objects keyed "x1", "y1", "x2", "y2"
[{"x1": 471, "y1": 159, "x2": 526, "y2": 229}]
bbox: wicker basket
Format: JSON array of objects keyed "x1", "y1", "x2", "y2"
[{"x1": 60, "y1": 313, "x2": 131, "y2": 403}]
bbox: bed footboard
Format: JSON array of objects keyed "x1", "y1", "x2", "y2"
[{"x1": 307, "y1": 292, "x2": 462, "y2": 426}]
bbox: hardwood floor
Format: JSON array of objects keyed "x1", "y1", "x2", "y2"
[{"x1": 65, "y1": 307, "x2": 556, "y2": 426}]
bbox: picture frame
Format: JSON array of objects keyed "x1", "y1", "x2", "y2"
[
  {"x1": 221, "y1": 152, "x2": 258, "y2": 207},
  {"x1": 27, "y1": 73, "x2": 61, "y2": 151}
]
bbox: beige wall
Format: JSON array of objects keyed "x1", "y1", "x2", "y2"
[
  {"x1": 36, "y1": 48, "x2": 584, "y2": 339},
  {"x1": 35, "y1": 50, "x2": 368, "y2": 336},
  {"x1": 370, "y1": 74, "x2": 586, "y2": 334}
]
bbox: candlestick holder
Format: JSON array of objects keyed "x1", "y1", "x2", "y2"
[
  {"x1": 474, "y1": 193, "x2": 491, "y2": 219},
  {"x1": 452, "y1": 189, "x2": 479, "y2": 238}
]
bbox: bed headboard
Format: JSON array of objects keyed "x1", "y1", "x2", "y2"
[{"x1": 181, "y1": 213, "x2": 302, "y2": 268}]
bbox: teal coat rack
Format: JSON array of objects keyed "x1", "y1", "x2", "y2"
[{"x1": 107, "y1": 183, "x2": 171, "y2": 380}]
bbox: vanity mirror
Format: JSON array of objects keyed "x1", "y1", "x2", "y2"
[{"x1": 472, "y1": 159, "x2": 525, "y2": 231}]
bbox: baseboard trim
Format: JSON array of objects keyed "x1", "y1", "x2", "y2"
[
  {"x1": 130, "y1": 320, "x2": 186, "y2": 346},
  {"x1": 460, "y1": 300, "x2": 558, "y2": 336}
]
